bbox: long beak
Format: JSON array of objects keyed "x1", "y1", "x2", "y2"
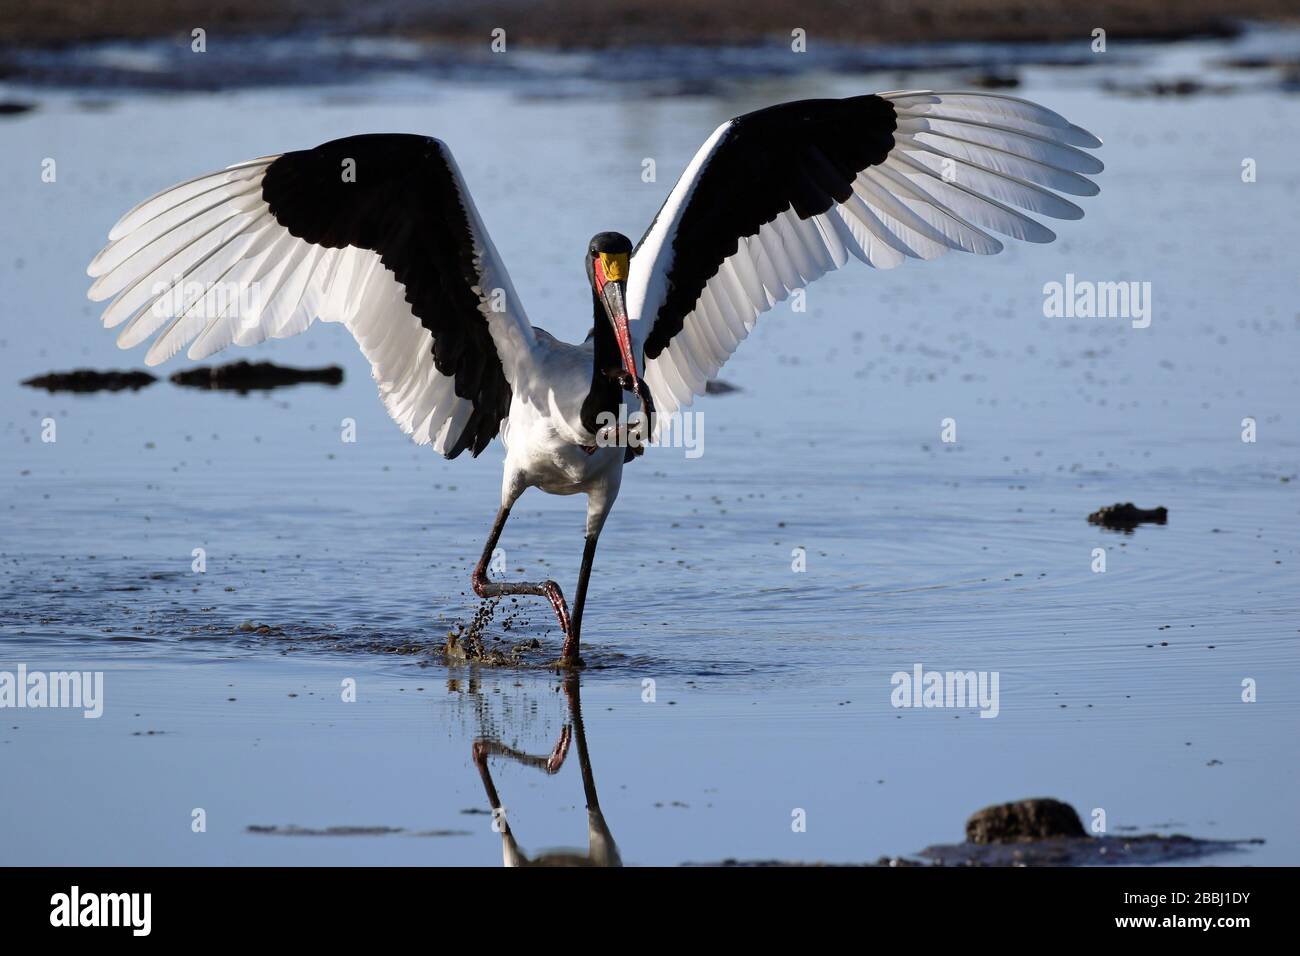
[{"x1": 600, "y1": 280, "x2": 641, "y2": 401}]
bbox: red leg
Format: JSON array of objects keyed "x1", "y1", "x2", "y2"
[{"x1": 471, "y1": 505, "x2": 574, "y2": 656}]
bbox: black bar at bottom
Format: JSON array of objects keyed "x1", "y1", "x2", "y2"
[{"x1": 0, "y1": 865, "x2": 1284, "y2": 941}]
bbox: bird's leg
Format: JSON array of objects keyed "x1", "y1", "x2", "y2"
[
  {"x1": 471, "y1": 740, "x2": 508, "y2": 826},
  {"x1": 564, "y1": 535, "x2": 601, "y2": 663},
  {"x1": 471, "y1": 505, "x2": 573, "y2": 653},
  {"x1": 473, "y1": 727, "x2": 573, "y2": 778},
  {"x1": 470, "y1": 685, "x2": 574, "y2": 865}
]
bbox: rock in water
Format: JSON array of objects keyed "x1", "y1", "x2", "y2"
[
  {"x1": 704, "y1": 379, "x2": 740, "y2": 395},
  {"x1": 1087, "y1": 502, "x2": 1168, "y2": 530},
  {"x1": 170, "y1": 360, "x2": 343, "y2": 392},
  {"x1": 21, "y1": 368, "x2": 156, "y2": 392},
  {"x1": 966, "y1": 798, "x2": 1085, "y2": 844}
]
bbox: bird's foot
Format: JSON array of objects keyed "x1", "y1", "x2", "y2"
[
  {"x1": 540, "y1": 579, "x2": 571, "y2": 634},
  {"x1": 471, "y1": 739, "x2": 490, "y2": 767},
  {"x1": 539, "y1": 580, "x2": 586, "y2": 667}
]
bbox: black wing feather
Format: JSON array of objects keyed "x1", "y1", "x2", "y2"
[
  {"x1": 261, "y1": 133, "x2": 508, "y2": 457},
  {"x1": 638, "y1": 95, "x2": 897, "y2": 360}
]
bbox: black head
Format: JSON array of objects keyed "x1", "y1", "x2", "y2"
[
  {"x1": 584, "y1": 231, "x2": 633, "y2": 288},
  {"x1": 588, "y1": 231, "x2": 632, "y2": 256},
  {"x1": 584, "y1": 231, "x2": 640, "y2": 401}
]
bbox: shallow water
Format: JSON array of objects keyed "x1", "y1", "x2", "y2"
[{"x1": 1, "y1": 32, "x2": 1298, "y2": 865}]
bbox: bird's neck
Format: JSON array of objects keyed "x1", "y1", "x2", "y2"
[{"x1": 580, "y1": 291, "x2": 626, "y2": 437}]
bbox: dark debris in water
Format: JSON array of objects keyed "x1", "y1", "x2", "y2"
[
  {"x1": 170, "y1": 360, "x2": 343, "y2": 393},
  {"x1": 697, "y1": 857, "x2": 926, "y2": 868},
  {"x1": 21, "y1": 368, "x2": 156, "y2": 393},
  {"x1": 918, "y1": 833, "x2": 1261, "y2": 867},
  {"x1": 20, "y1": 362, "x2": 342, "y2": 395},
  {"x1": 227, "y1": 620, "x2": 441, "y2": 657},
  {"x1": 217, "y1": 603, "x2": 569, "y2": 669},
  {"x1": 1088, "y1": 501, "x2": 1168, "y2": 531},
  {"x1": 1102, "y1": 77, "x2": 1239, "y2": 96},
  {"x1": 444, "y1": 598, "x2": 555, "y2": 667},
  {"x1": 247, "y1": 824, "x2": 471, "y2": 837},
  {"x1": 966, "y1": 72, "x2": 1020, "y2": 89}
]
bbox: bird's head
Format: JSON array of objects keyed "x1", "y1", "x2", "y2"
[{"x1": 585, "y1": 232, "x2": 638, "y2": 388}]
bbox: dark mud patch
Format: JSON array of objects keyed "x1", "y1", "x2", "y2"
[
  {"x1": 1089, "y1": 502, "x2": 1168, "y2": 531},
  {"x1": 918, "y1": 832, "x2": 1261, "y2": 866},
  {"x1": 690, "y1": 798, "x2": 1261, "y2": 867},
  {"x1": 0, "y1": 571, "x2": 694, "y2": 675},
  {"x1": 704, "y1": 379, "x2": 741, "y2": 395},
  {"x1": 1219, "y1": 54, "x2": 1300, "y2": 70},
  {"x1": 170, "y1": 360, "x2": 342, "y2": 392},
  {"x1": 213, "y1": 607, "x2": 571, "y2": 669},
  {"x1": 1102, "y1": 78, "x2": 1238, "y2": 96},
  {"x1": 247, "y1": 824, "x2": 471, "y2": 837},
  {"x1": 219, "y1": 620, "x2": 447, "y2": 658},
  {"x1": 966, "y1": 71, "x2": 1020, "y2": 89},
  {"x1": 696, "y1": 857, "x2": 925, "y2": 867},
  {"x1": 21, "y1": 368, "x2": 156, "y2": 393}
]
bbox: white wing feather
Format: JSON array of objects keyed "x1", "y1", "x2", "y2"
[
  {"x1": 628, "y1": 91, "x2": 1103, "y2": 430},
  {"x1": 87, "y1": 153, "x2": 538, "y2": 456}
]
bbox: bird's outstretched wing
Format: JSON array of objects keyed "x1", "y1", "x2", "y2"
[
  {"x1": 626, "y1": 91, "x2": 1103, "y2": 423},
  {"x1": 87, "y1": 134, "x2": 538, "y2": 458}
]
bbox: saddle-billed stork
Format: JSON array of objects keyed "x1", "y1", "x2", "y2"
[{"x1": 87, "y1": 91, "x2": 1102, "y2": 665}]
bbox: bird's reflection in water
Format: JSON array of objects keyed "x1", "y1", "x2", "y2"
[{"x1": 470, "y1": 674, "x2": 621, "y2": 867}]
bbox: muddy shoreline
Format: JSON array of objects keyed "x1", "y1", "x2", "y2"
[
  {"x1": 3, "y1": 0, "x2": 1295, "y2": 49},
  {"x1": 6, "y1": 14, "x2": 1299, "y2": 95}
]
